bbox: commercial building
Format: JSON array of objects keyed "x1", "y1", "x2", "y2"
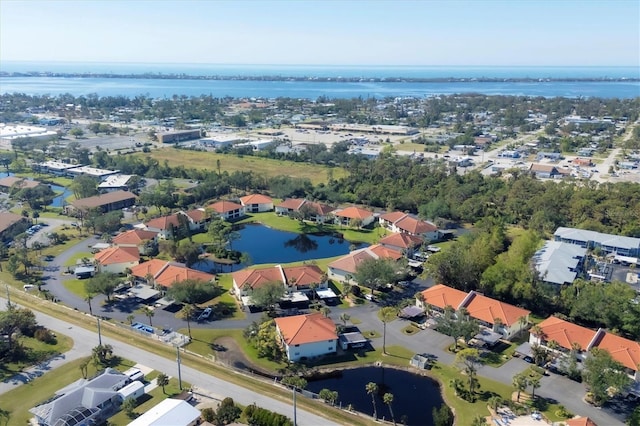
[
  {"x1": 533, "y1": 241, "x2": 587, "y2": 285},
  {"x1": 554, "y1": 227, "x2": 640, "y2": 257}
]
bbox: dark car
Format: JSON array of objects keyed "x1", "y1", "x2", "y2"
[{"x1": 523, "y1": 356, "x2": 534, "y2": 364}]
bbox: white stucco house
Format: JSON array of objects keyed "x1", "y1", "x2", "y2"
[
  {"x1": 94, "y1": 246, "x2": 140, "y2": 275},
  {"x1": 240, "y1": 193, "x2": 274, "y2": 213},
  {"x1": 274, "y1": 312, "x2": 338, "y2": 362}
]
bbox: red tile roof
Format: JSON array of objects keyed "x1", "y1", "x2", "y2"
[
  {"x1": 184, "y1": 209, "x2": 206, "y2": 222},
  {"x1": 283, "y1": 265, "x2": 325, "y2": 288},
  {"x1": 379, "y1": 232, "x2": 423, "y2": 249},
  {"x1": 379, "y1": 211, "x2": 407, "y2": 223},
  {"x1": 232, "y1": 266, "x2": 285, "y2": 290},
  {"x1": 130, "y1": 259, "x2": 170, "y2": 279},
  {"x1": 328, "y1": 245, "x2": 402, "y2": 275},
  {"x1": 154, "y1": 265, "x2": 215, "y2": 288},
  {"x1": 94, "y1": 246, "x2": 139, "y2": 265},
  {"x1": 596, "y1": 332, "x2": 640, "y2": 372},
  {"x1": 421, "y1": 284, "x2": 467, "y2": 310},
  {"x1": 112, "y1": 229, "x2": 158, "y2": 245},
  {"x1": 394, "y1": 215, "x2": 437, "y2": 234},
  {"x1": 275, "y1": 312, "x2": 337, "y2": 345},
  {"x1": 334, "y1": 206, "x2": 373, "y2": 220},
  {"x1": 566, "y1": 417, "x2": 598, "y2": 426},
  {"x1": 535, "y1": 316, "x2": 597, "y2": 351},
  {"x1": 146, "y1": 214, "x2": 180, "y2": 230},
  {"x1": 463, "y1": 292, "x2": 530, "y2": 327},
  {"x1": 208, "y1": 200, "x2": 243, "y2": 214},
  {"x1": 306, "y1": 201, "x2": 335, "y2": 215},
  {"x1": 277, "y1": 198, "x2": 306, "y2": 210},
  {"x1": 240, "y1": 194, "x2": 273, "y2": 205}
]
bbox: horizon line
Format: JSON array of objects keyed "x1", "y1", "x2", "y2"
[{"x1": 1, "y1": 60, "x2": 638, "y2": 68}]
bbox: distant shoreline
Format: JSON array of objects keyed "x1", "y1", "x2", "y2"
[{"x1": 1, "y1": 71, "x2": 637, "y2": 83}]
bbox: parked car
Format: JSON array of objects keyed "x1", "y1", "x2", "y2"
[{"x1": 198, "y1": 307, "x2": 212, "y2": 320}]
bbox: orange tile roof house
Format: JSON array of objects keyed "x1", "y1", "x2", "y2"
[
  {"x1": 145, "y1": 214, "x2": 182, "y2": 240},
  {"x1": 130, "y1": 259, "x2": 215, "y2": 289},
  {"x1": 67, "y1": 190, "x2": 137, "y2": 213},
  {"x1": 240, "y1": 194, "x2": 274, "y2": 213},
  {"x1": 530, "y1": 316, "x2": 640, "y2": 383},
  {"x1": 274, "y1": 199, "x2": 335, "y2": 223},
  {"x1": 378, "y1": 211, "x2": 439, "y2": 241},
  {"x1": 333, "y1": 206, "x2": 375, "y2": 227},
  {"x1": 274, "y1": 313, "x2": 338, "y2": 361},
  {"x1": 565, "y1": 417, "x2": 598, "y2": 426},
  {"x1": 232, "y1": 264, "x2": 327, "y2": 305},
  {"x1": 112, "y1": 229, "x2": 158, "y2": 254},
  {"x1": 94, "y1": 246, "x2": 140, "y2": 275},
  {"x1": 378, "y1": 232, "x2": 423, "y2": 255},
  {"x1": 327, "y1": 244, "x2": 403, "y2": 284},
  {"x1": 207, "y1": 200, "x2": 245, "y2": 221},
  {"x1": 417, "y1": 284, "x2": 530, "y2": 339}
]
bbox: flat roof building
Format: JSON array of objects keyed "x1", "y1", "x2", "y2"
[
  {"x1": 533, "y1": 241, "x2": 587, "y2": 285},
  {"x1": 554, "y1": 227, "x2": 640, "y2": 257}
]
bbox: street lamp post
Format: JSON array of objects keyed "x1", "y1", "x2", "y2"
[
  {"x1": 97, "y1": 317, "x2": 102, "y2": 346},
  {"x1": 176, "y1": 345, "x2": 183, "y2": 390},
  {"x1": 293, "y1": 385, "x2": 297, "y2": 426}
]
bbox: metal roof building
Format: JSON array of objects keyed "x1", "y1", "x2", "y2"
[{"x1": 533, "y1": 241, "x2": 587, "y2": 285}]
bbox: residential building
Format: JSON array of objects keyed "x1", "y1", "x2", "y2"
[
  {"x1": 529, "y1": 164, "x2": 571, "y2": 179},
  {"x1": 145, "y1": 214, "x2": 182, "y2": 240},
  {"x1": 554, "y1": 227, "x2": 640, "y2": 257},
  {"x1": 275, "y1": 198, "x2": 335, "y2": 223},
  {"x1": 97, "y1": 174, "x2": 136, "y2": 192},
  {"x1": 66, "y1": 190, "x2": 137, "y2": 214},
  {"x1": 232, "y1": 264, "x2": 327, "y2": 305},
  {"x1": 112, "y1": 229, "x2": 158, "y2": 255},
  {"x1": 378, "y1": 232, "x2": 423, "y2": 257},
  {"x1": 416, "y1": 284, "x2": 530, "y2": 339},
  {"x1": 207, "y1": 200, "x2": 245, "y2": 221},
  {"x1": 240, "y1": 193, "x2": 274, "y2": 213},
  {"x1": 333, "y1": 206, "x2": 375, "y2": 227},
  {"x1": 94, "y1": 246, "x2": 140, "y2": 275},
  {"x1": 327, "y1": 244, "x2": 402, "y2": 284},
  {"x1": 0, "y1": 176, "x2": 42, "y2": 191},
  {"x1": 130, "y1": 259, "x2": 215, "y2": 289},
  {"x1": 532, "y1": 241, "x2": 587, "y2": 286},
  {"x1": 274, "y1": 312, "x2": 338, "y2": 362},
  {"x1": 378, "y1": 211, "x2": 439, "y2": 241},
  {"x1": 182, "y1": 208, "x2": 209, "y2": 231},
  {"x1": 128, "y1": 398, "x2": 201, "y2": 426},
  {"x1": 66, "y1": 166, "x2": 119, "y2": 181},
  {"x1": 566, "y1": 417, "x2": 598, "y2": 426},
  {"x1": 30, "y1": 368, "x2": 129, "y2": 426},
  {"x1": 530, "y1": 316, "x2": 640, "y2": 384},
  {"x1": 0, "y1": 211, "x2": 29, "y2": 242}
]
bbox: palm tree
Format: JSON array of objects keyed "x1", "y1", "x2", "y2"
[
  {"x1": 156, "y1": 372, "x2": 169, "y2": 394},
  {"x1": 383, "y1": 392, "x2": 396, "y2": 425},
  {"x1": 0, "y1": 407, "x2": 10, "y2": 426},
  {"x1": 529, "y1": 373, "x2": 541, "y2": 399},
  {"x1": 380, "y1": 306, "x2": 397, "y2": 355},
  {"x1": 180, "y1": 304, "x2": 195, "y2": 338},
  {"x1": 320, "y1": 306, "x2": 331, "y2": 318},
  {"x1": 85, "y1": 292, "x2": 95, "y2": 316},
  {"x1": 339, "y1": 313, "x2": 350, "y2": 326},
  {"x1": 126, "y1": 314, "x2": 135, "y2": 325},
  {"x1": 139, "y1": 306, "x2": 154, "y2": 326},
  {"x1": 365, "y1": 382, "x2": 378, "y2": 420}
]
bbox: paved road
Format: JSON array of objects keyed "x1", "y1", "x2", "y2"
[{"x1": 0, "y1": 297, "x2": 336, "y2": 426}]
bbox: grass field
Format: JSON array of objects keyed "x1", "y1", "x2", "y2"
[
  {"x1": 137, "y1": 149, "x2": 348, "y2": 185},
  {"x1": 0, "y1": 332, "x2": 73, "y2": 381}
]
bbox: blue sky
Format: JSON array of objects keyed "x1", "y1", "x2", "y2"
[{"x1": 1, "y1": 0, "x2": 638, "y2": 66}]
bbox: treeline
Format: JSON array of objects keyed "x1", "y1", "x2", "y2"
[{"x1": 428, "y1": 225, "x2": 640, "y2": 340}]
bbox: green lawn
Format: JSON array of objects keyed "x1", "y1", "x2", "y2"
[
  {"x1": 63, "y1": 251, "x2": 94, "y2": 267},
  {"x1": 62, "y1": 278, "x2": 89, "y2": 298},
  {"x1": 0, "y1": 333, "x2": 74, "y2": 381}
]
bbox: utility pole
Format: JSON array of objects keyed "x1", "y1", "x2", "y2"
[
  {"x1": 5, "y1": 284, "x2": 11, "y2": 308},
  {"x1": 176, "y1": 345, "x2": 183, "y2": 390},
  {"x1": 293, "y1": 386, "x2": 297, "y2": 426},
  {"x1": 97, "y1": 317, "x2": 102, "y2": 346}
]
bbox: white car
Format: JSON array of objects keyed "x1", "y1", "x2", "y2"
[{"x1": 198, "y1": 307, "x2": 212, "y2": 320}]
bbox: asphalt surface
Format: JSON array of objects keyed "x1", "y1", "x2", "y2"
[
  {"x1": 0, "y1": 297, "x2": 337, "y2": 426},
  {"x1": 21, "y1": 237, "x2": 635, "y2": 424}
]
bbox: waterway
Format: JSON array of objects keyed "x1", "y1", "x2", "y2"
[{"x1": 304, "y1": 366, "x2": 445, "y2": 426}]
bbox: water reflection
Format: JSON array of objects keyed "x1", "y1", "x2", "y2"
[{"x1": 283, "y1": 234, "x2": 319, "y2": 253}]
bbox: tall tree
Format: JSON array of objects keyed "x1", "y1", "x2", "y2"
[
  {"x1": 512, "y1": 372, "x2": 529, "y2": 402},
  {"x1": 583, "y1": 347, "x2": 632, "y2": 406},
  {"x1": 85, "y1": 273, "x2": 122, "y2": 302},
  {"x1": 365, "y1": 382, "x2": 378, "y2": 420},
  {"x1": 179, "y1": 304, "x2": 195, "y2": 338},
  {"x1": 156, "y1": 372, "x2": 169, "y2": 394},
  {"x1": 379, "y1": 306, "x2": 397, "y2": 355},
  {"x1": 455, "y1": 348, "x2": 483, "y2": 399},
  {"x1": 435, "y1": 306, "x2": 479, "y2": 351},
  {"x1": 383, "y1": 392, "x2": 396, "y2": 426},
  {"x1": 354, "y1": 257, "x2": 399, "y2": 294},
  {"x1": 249, "y1": 281, "x2": 285, "y2": 311}
]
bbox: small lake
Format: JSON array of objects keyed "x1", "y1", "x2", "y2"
[
  {"x1": 305, "y1": 366, "x2": 445, "y2": 426},
  {"x1": 192, "y1": 223, "x2": 364, "y2": 272},
  {"x1": 49, "y1": 184, "x2": 73, "y2": 207}
]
